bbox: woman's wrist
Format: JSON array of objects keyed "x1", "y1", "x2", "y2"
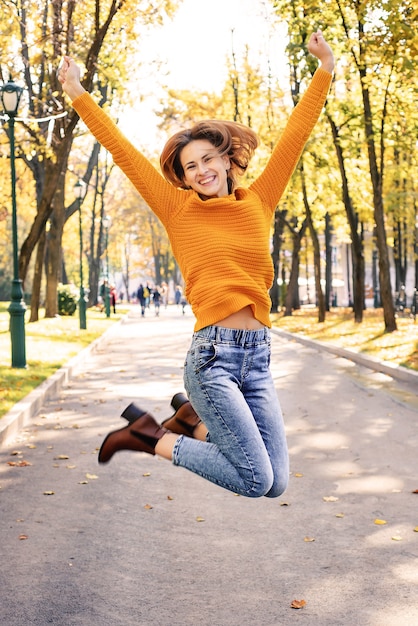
[
  {"x1": 64, "y1": 82, "x2": 86, "y2": 101},
  {"x1": 320, "y1": 57, "x2": 335, "y2": 73}
]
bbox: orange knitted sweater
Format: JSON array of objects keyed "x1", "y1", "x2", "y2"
[{"x1": 72, "y1": 68, "x2": 332, "y2": 331}]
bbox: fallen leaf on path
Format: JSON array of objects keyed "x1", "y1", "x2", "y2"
[
  {"x1": 19, "y1": 534, "x2": 28, "y2": 540},
  {"x1": 54, "y1": 455, "x2": 69, "y2": 460},
  {"x1": 143, "y1": 472, "x2": 151, "y2": 477},
  {"x1": 294, "y1": 473, "x2": 303, "y2": 478},
  {"x1": 412, "y1": 489, "x2": 418, "y2": 494},
  {"x1": 291, "y1": 599, "x2": 306, "y2": 609},
  {"x1": 374, "y1": 519, "x2": 387, "y2": 525},
  {"x1": 144, "y1": 504, "x2": 153, "y2": 510},
  {"x1": 323, "y1": 496, "x2": 339, "y2": 502},
  {"x1": 66, "y1": 465, "x2": 76, "y2": 470},
  {"x1": 167, "y1": 495, "x2": 174, "y2": 500},
  {"x1": 43, "y1": 491, "x2": 55, "y2": 495},
  {"x1": 304, "y1": 537, "x2": 315, "y2": 542},
  {"x1": 414, "y1": 527, "x2": 418, "y2": 532},
  {"x1": 10, "y1": 450, "x2": 22, "y2": 456},
  {"x1": 391, "y1": 536, "x2": 402, "y2": 541},
  {"x1": 280, "y1": 502, "x2": 290, "y2": 506},
  {"x1": 78, "y1": 480, "x2": 88, "y2": 484},
  {"x1": 336, "y1": 513, "x2": 345, "y2": 518},
  {"x1": 8, "y1": 460, "x2": 32, "y2": 467},
  {"x1": 85, "y1": 473, "x2": 98, "y2": 480},
  {"x1": 196, "y1": 516, "x2": 205, "y2": 522}
]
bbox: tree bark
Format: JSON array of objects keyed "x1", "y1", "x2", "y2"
[
  {"x1": 326, "y1": 113, "x2": 364, "y2": 323},
  {"x1": 300, "y1": 164, "x2": 325, "y2": 322},
  {"x1": 284, "y1": 218, "x2": 307, "y2": 316}
]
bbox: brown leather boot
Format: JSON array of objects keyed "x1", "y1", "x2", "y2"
[
  {"x1": 98, "y1": 403, "x2": 168, "y2": 464},
  {"x1": 161, "y1": 393, "x2": 202, "y2": 438}
]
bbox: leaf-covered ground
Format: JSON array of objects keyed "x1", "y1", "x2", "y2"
[{"x1": 271, "y1": 307, "x2": 418, "y2": 371}]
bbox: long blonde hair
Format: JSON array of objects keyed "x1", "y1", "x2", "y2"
[{"x1": 160, "y1": 120, "x2": 259, "y2": 191}]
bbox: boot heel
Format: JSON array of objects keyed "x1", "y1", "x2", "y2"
[
  {"x1": 162, "y1": 396, "x2": 201, "y2": 437},
  {"x1": 121, "y1": 402, "x2": 147, "y2": 424},
  {"x1": 171, "y1": 393, "x2": 189, "y2": 411}
]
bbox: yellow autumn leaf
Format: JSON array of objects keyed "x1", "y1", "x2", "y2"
[
  {"x1": 43, "y1": 491, "x2": 55, "y2": 495},
  {"x1": 291, "y1": 599, "x2": 306, "y2": 609},
  {"x1": 143, "y1": 472, "x2": 151, "y2": 477},
  {"x1": 167, "y1": 495, "x2": 174, "y2": 500},
  {"x1": 294, "y1": 473, "x2": 303, "y2": 478},
  {"x1": 391, "y1": 536, "x2": 402, "y2": 541},
  {"x1": 196, "y1": 516, "x2": 205, "y2": 522},
  {"x1": 335, "y1": 513, "x2": 345, "y2": 518},
  {"x1": 374, "y1": 519, "x2": 387, "y2": 525},
  {"x1": 323, "y1": 496, "x2": 339, "y2": 502},
  {"x1": 304, "y1": 536, "x2": 315, "y2": 542},
  {"x1": 414, "y1": 527, "x2": 418, "y2": 533},
  {"x1": 85, "y1": 473, "x2": 98, "y2": 480},
  {"x1": 54, "y1": 455, "x2": 69, "y2": 460},
  {"x1": 144, "y1": 504, "x2": 153, "y2": 510}
]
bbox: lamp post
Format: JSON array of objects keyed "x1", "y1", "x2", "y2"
[
  {"x1": 0, "y1": 77, "x2": 26, "y2": 368},
  {"x1": 103, "y1": 215, "x2": 111, "y2": 318},
  {"x1": 74, "y1": 180, "x2": 87, "y2": 329}
]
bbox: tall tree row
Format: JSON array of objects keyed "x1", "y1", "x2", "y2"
[{"x1": 0, "y1": 0, "x2": 178, "y2": 320}]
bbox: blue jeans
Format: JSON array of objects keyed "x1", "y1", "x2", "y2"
[{"x1": 172, "y1": 326, "x2": 289, "y2": 498}]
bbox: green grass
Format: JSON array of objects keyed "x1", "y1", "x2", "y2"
[
  {"x1": 0, "y1": 303, "x2": 129, "y2": 419},
  {"x1": 271, "y1": 307, "x2": 418, "y2": 371}
]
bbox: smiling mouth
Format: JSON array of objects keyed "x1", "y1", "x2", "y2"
[{"x1": 199, "y1": 175, "x2": 216, "y2": 186}]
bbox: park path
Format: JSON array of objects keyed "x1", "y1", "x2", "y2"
[{"x1": 0, "y1": 305, "x2": 417, "y2": 626}]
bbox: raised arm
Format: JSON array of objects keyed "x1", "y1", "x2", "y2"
[
  {"x1": 250, "y1": 31, "x2": 334, "y2": 211},
  {"x1": 57, "y1": 57, "x2": 184, "y2": 224}
]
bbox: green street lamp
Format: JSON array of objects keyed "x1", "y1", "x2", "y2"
[
  {"x1": 0, "y1": 76, "x2": 26, "y2": 368},
  {"x1": 103, "y1": 215, "x2": 111, "y2": 318},
  {"x1": 74, "y1": 180, "x2": 87, "y2": 329}
]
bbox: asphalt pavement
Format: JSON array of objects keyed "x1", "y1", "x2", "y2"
[{"x1": 1, "y1": 304, "x2": 417, "y2": 626}]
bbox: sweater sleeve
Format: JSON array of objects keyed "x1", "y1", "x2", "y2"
[
  {"x1": 249, "y1": 68, "x2": 332, "y2": 212},
  {"x1": 71, "y1": 93, "x2": 185, "y2": 222}
]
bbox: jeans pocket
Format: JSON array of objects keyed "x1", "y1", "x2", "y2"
[{"x1": 193, "y1": 341, "x2": 217, "y2": 373}]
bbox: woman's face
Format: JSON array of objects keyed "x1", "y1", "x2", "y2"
[{"x1": 180, "y1": 139, "x2": 230, "y2": 199}]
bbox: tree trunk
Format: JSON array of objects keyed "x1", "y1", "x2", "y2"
[
  {"x1": 325, "y1": 213, "x2": 332, "y2": 310},
  {"x1": 327, "y1": 113, "x2": 364, "y2": 323},
  {"x1": 270, "y1": 208, "x2": 287, "y2": 313},
  {"x1": 300, "y1": 165, "x2": 325, "y2": 322},
  {"x1": 28, "y1": 230, "x2": 47, "y2": 323},
  {"x1": 284, "y1": 219, "x2": 307, "y2": 316},
  {"x1": 358, "y1": 60, "x2": 396, "y2": 331},
  {"x1": 45, "y1": 170, "x2": 67, "y2": 317}
]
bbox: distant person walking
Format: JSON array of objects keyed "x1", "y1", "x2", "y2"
[
  {"x1": 152, "y1": 287, "x2": 161, "y2": 316},
  {"x1": 136, "y1": 284, "x2": 146, "y2": 317}
]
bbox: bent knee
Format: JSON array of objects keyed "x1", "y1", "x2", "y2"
[
  {"x1": 264, "y1": 473, "x2": 289, "y2": 498},
  {"x1": 244, "y1": 469, "x2": 275, "y2": 498}
]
